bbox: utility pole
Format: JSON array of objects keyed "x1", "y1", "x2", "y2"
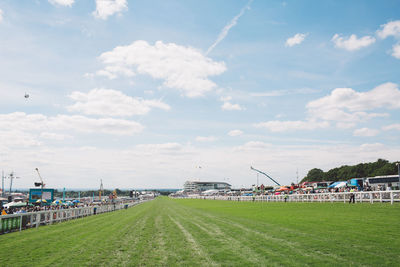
[
  {"x1": 257, "y1": 173, "x2": 259, "y2": 187},
  {"x1": 99, "y1": 179, "x2": 104, "y2": 201},
  {"x1": 296, "y1": 168, "x2": 299, "y2": 184},
  {"x1": 1, "y1": 170, "x2": 4, "y2": 197},
  {"x1": 8, "y1": 172, "x2": 20, "y2": 194},
  {"x1": 397, "y1": 162, "x2": 400, "y2": 181}
]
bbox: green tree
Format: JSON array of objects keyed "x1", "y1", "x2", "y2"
[
  {"x1": 302, "y1": 168, "x2": 324, "y2": 182},
  {"x1": 300, "y1": 159, "x2": 398, "y2": 183}
]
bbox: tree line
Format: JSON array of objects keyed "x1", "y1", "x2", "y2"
[{"x1": 300, "y1": 159, "x2": 398, "y2": 183}]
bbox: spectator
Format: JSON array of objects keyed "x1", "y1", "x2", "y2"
[
  {"x1": 349, "y1": 188, "x2": 355, "y2": 204},
  {"x1": 386, "y1": 183, "x2": 392, "y2": 191}
]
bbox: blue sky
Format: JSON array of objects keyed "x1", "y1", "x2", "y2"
[{"x1": 0, "y1": 0, "x2": 399, "y2": 189}]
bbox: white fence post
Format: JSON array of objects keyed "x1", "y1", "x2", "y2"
[{"x1": 36, "y1": 213, "x2": 40, "y2": 228}]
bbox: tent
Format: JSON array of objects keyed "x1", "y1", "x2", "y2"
[
  {"x1": 4, "y1": 202, "x2": 28, "y2": 208},
  {"x1": 52, "y1": 200, "x2": 63, "y2": 205},
  {"x1": 276, "y1": 187, "x2": 289, "y2": 192}
]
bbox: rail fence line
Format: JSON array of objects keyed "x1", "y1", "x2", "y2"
[
  {"x1": 0, "y1": 200, "x2": 147, "y2": 235},
  {"x1": 184, "y1": 190, "x2": 400, "y2": 205}
]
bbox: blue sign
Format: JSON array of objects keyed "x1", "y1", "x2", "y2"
[{"x1": 29, "y1": 188, "x2": 54, "y2": 203}]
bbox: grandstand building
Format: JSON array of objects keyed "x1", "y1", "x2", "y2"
[{"x1": 183, "y1": 181, "x2": 231, "y2": 192}]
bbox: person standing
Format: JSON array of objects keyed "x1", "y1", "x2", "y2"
[
  {"x1": 1, "y1": 207, "x2": 7, "y2": 215},
  {"x1": 349, "y1": 188, "x2": 355, "y2": 204}
]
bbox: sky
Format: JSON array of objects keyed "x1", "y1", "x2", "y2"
[{"x1": 0, "y1": 0, "x2": 399, "y2": 190}]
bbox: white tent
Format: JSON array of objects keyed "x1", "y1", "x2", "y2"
[{"x1": 334, "y1": 181, "x2": 347, "y2": 188}]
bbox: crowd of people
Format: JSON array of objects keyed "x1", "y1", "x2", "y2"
[{"x1": 0, "y1": 201, "x2": 112, "y2": 216}]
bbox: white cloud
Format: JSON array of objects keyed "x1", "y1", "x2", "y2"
[
  {"x1": 67, "y1": 88, "x2": 170, "y2": 117},
  {"x1": 382, "y1": 124, "x2": 400, "y2": 131},
  {"x1": 40, "y1": 132, "x2": 72, "y2": 141},
  {"x1": 97, "y1": 40, "x2": 226, "y2": 97},
  {"x1": 96, "y1": 66, "x2": 135, "y2": 79},
  {"x1": 48, "y1": 0, "x2": 74, "y2": 7},
  {"x1": 206, "y1": 0, "x2": 252, "y2": 55},
  {"x1": 135, "y1": 143, "x2": 186, "y2": 155},
  {"x1": 376, "y1": 21, "x2": 400, "y2": 59},
  {"x1": 377, "y1": 20, "x2": 400, "y2": 39},
  {"x1": 93, "y1": 0, "x2": 127, "y2": 20},
  {"x1": 220, "y1": 96, "x2": 232, "y2": 102},
  {"x1": 52, "y1": 115, "x2": 144, "y2": 135},
  {"x1": 0, "y1": 130, "x2": 41, "y2": 148},
  {"x1": 0, "y1": 9, "x2": 3, "y2": 23},
  {"x1": 254, "y1": 120, "x2": 329, "y2": 132},
  {"x1": 392, "y1": 43, "x2": 400, "y2": 59},
  {"x1": 255, "y1": 82, "x2": 400, "y2": 132},
  {"x1": 331, "y1": 34, "x2": 376, "y2": 51},
  {"x1": 195, "y1": 136, "x2": 217, "y2": 142},
  {"x1": 285, "y1": 33, "x2": 307, "y2": 47},
  {"x1": 233, "y1": 141, "x2": 273, "y2": 152},
  {"x1": 336, "y1": 122, "x2": 356, "y2": 129},
  {"x1": 359, "y1": 143, "x2": 385, "y2": 152},
  {"x1": 221, "y1": 102, "x2": 244, "y2": 111},
  {"x1": 307, "y1": 83, "x2": 400, "y2": 123},
  {"x1": 220, "y1": 95, "x2": 244, "y2": 111},
  {"x1": 251, "y1": 88, "x2": 318, "y2": 97},
  {"x1": 0, "y1": 112, "x2": 144, "y2": 136},
  {"x1": 353, "y1": 128, "x2": 379, "y2": 137},
  {"x1": 228, "y1": 130, "x2": 243, "y2": 136}
]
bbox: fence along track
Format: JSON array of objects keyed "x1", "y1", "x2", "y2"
[
  {"x1": 0, "y1": 200, "x2": 147, "y2": 235},
  {"x1": 184, "y1": 190, "x2": 400, "y2": 204}
]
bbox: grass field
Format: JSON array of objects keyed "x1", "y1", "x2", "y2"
[{"x1": 1, "y1": 197, "x2": 399, "y2": 266}]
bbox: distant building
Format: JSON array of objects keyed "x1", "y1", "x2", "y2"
[{"x1": 183, "y1": 181, "x2": 231, "y2": 192}]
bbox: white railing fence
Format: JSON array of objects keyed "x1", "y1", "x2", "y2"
[
  {"x1": 0, "y1": 200, "x2": 146, "y2": 235},
  {"x1": 185, "y1": 190, "x2": 400, "y2": 205}
]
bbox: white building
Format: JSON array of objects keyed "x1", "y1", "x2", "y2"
[{"x1": 183, "y1": 181, "x2": 231, "y2": 192}]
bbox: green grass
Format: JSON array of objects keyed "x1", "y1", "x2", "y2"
[{"x1": 1, "y1": 197, "x2": 399, "y2": 266}]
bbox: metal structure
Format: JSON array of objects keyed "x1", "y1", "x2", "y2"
[
  {"x1": 1, "y1": 170, "x2": 4, "y2": 197},
  {"x1": 99, "y1": 179, "x2": 104, "y2": 201},
  {"x1": 8, "y1": 172, "x2": 20, "y2": 193},
  {"x1": 250, "y1": 166, "x2": 281, "y2": 186},
  {"x1": 35, "y1": 168, "x2": 45, "y2": 207},
  {"x1": 397, "y1": 162, "x2": 400, "y2": 181}
]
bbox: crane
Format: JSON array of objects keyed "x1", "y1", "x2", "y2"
[
  {"x1": 35, "y1": 168, "x2": 45, "y2": 206},
  {"x1": 250, "y1": 166, "x2": 281, "y2": 186}
]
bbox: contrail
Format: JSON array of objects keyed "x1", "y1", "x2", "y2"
[{"x1": 206, "y1": 0, "x2": 253, "y2": 55}]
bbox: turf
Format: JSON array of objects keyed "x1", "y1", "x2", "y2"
[{"x1": 0, "y1": 197, "x2": 399, "y2": 266}]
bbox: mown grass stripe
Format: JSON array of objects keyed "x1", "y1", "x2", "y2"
[{"x1": 168, "y1": 200, "x2": 340, "y2": 266}]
